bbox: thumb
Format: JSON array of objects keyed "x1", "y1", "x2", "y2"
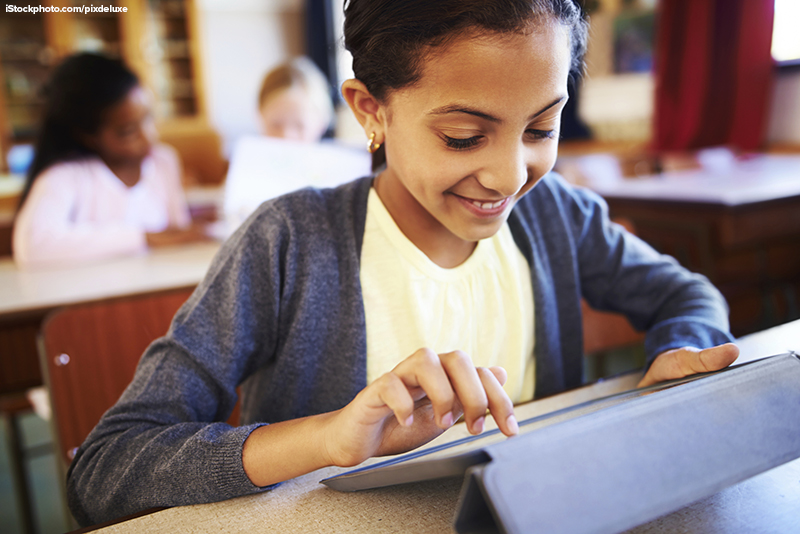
[
  {"x1": 695, "y1": 343, "x2": 740, "y2": 373},
  {"x1": 639, "y1": 343, "x2": 739, "y2": 388}
]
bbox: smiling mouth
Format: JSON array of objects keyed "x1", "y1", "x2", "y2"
[
  {"x1": 469, "y1": 199, "x2": 506, "y2": 210},
  {"x1": 453, "y1": 194, "x2": 511, "y2": 217}
]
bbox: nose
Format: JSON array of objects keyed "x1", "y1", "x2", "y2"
[
  {"x1": 271, "y1": 123, "x2": 305, "y2": 142},
  {"x1": 477, "y1": 141, "x2": 530, "y2": 197},
  {"x1": 285, "y1": 126, "x2": 305, "y2": 142}
]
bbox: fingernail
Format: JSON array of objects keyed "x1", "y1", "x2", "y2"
[
  {"x1": 404, "y1": 415, "x2": 414, "y2": 427},
  {"x1": 441, "y1": 411, "x2": 454, "y2": 428},
  {"x1": 506, "y1": 415, "x2": 519, "y2": 435},
  {"x1": 472, "y1": 416, "x2": 485, "y2": 434}
]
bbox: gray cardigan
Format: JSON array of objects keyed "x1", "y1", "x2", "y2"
[{"x1": 67, "y1": 174, "x2": 733, "y2": 526}]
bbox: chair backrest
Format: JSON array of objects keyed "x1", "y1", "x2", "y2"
[
  {"x1": 39, "y1": 287, "x2": 197, "y2": 465},
  {"x1": 581, "y1": 301, "x2": 645, "y2": 355}
]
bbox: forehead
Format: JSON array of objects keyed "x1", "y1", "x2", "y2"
[
  {"x1": 388, "y1": 21, "x2": 571, "y2": 119},
  {"x1": 261, "y1": 88, "x2": 318, "y2": 116},
  {"x1": 102, "y1": 86, "x2": 149, "y2": 125}
]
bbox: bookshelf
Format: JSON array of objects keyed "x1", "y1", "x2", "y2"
[{"x1": 0, "y1": 0, "x2": 223, "y2": 183}]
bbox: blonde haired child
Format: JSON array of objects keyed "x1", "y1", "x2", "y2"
[{"x1": 257, "y1": 56, "x2": 334, "y2": 142}]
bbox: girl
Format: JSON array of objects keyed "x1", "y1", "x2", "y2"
[
  {"x1": 257, "y1": 56, "x2": 334, "y2": 142},
  {"x1": 67, "y1": 0, "x2": 738, "y2": 526},
  {"x1": 13, "y1": 53, "x2": 203, "y2": 269}
]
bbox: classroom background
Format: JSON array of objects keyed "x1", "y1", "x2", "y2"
[{"x1": 1, "y1": 0, "x2": 799, "y2": 532}]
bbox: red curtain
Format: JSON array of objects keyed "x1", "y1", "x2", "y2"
[{"x1": 653, "y1": 0, "x2": 775, "y2": 151}]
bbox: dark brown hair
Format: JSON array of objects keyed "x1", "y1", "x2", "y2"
[
  {"x1": 342, "y1": 0, "x2": 588, "y2": 169},
  {"x1": 343, "y1": 0, "x2": 588, "y2": 102},
  {"x1": 18, "y1": 53, "x2": 139, "y2": 211}
]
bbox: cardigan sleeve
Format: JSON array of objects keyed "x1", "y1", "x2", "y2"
[
  {"x1": 66, "y1": 178, "x2": 373, "y2": 527},
  {"x1": 66, "y1": 205, "x2": 287, "y2": 526},
  {"x1": 563, "y1": 180, "x2": 734, "y2": 361}
]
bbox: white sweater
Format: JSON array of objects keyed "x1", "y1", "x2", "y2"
[{"x1": 13, "y1": 144, "x2": 190, "y2": 269}]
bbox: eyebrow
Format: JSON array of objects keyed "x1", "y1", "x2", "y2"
[{"x1": 427, "y1": 96, "x2": 568, "y2": 123}]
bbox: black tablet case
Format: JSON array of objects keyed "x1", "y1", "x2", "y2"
[{"x1": 322, "y1": 353, "x2": 800, "y2": 534}]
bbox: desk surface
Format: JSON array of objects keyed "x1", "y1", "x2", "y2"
[
  {"x1": 0, "y1": 242, "x2": 220, "y2": 318},
  {"x1": 587, "y1": 154, "x2": 800, "y2": 206},
  {"x1": 87, "y1": 320, "x2": 800, "y2": 534}
]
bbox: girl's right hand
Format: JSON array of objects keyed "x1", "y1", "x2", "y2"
[{"x1": 321, "y1": 348, "x2": 519, "y2": 468}]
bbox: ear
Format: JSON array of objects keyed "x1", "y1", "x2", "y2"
[{"x1": 341, "y1": 79, "x2": 387, "y2": 145}]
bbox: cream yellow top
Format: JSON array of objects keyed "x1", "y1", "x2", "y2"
[{"x1": 360, "y1": 188, "x2": 535, "y2": 404}]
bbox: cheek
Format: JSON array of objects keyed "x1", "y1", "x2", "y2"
[
  {"x1": 264, "y1": 122, "x2": 285, "y2": 137},
  {"x1": 389, "y1": 139, "x2": 457, "y2": 201},
  {"x1": 118, "y1": 137, "x2": 144, "y2": 155},
  {"x1": 97, "y1": 132, "x2": 123, "y2": 155},
  {"x1": 528, "y1": 143, "x2": 559, "y2": 181},
  {"x1": 389, "y1": 125, "x2": 452, "y2": 177}
]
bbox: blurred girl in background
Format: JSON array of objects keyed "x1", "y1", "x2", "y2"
[
  {"x1": 13, "y1": 53, "x2": 204, "y2": 269},
  {"x1": 257, "y1": 56, "x2": 334, "y2": 142}
]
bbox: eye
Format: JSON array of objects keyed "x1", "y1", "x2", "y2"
[
  {"x1": 117, "y1": 126, "x2": 138, "y2": 138},
  {"x1": 526, "y1": 129, "x2": 557, "y2": 141},
  {"x1": 443, "y1": 135, "x2": 481, "y2": 150}
]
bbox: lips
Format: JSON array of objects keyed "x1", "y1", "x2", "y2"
[
  {"x1": 469, "y1": 199, "x2": 506, "y2": 210},
  {"x1": 454, "y1": 194, "x2": 511, "y2": 217}
]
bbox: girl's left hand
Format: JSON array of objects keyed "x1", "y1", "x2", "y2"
[{"x1": 637, "y1": 343, "x2": 739, "y2": 388}]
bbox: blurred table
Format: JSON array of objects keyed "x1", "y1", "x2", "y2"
[
  {"x1": 78, "y1": 320, "x2": 800, "y2": 534},
  {"x1": 0, "y1": 242, "x2": 220, "y2": 395}
]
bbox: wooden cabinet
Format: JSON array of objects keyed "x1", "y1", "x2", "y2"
[
  {"x1": 0, "y1": 3, "x2": 53, "y2": 143},
  {"x1": 604, "y1": 195, "x2": 800, "y2": 337},
  {"x1": 0, "y1": 0, "x2": 225, "y2": 183}
]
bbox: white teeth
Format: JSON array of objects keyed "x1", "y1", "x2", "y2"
[{"x1": 471, "y1": 199, "x2": 505, "y2": 209}]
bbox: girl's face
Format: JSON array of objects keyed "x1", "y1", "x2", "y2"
[
  {"x1": 260, "y1": 87, "x2": 329, "y2": 143},
  {"x1": 88, "y1": 85, "x2": 156, "y2": 166},
  {"x1": 374, "y1": 22, "x2": 572, "y2": 265}
]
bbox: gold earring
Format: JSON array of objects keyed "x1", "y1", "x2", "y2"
[{"x1": 367, "y1": 132, "x2": 382, "y2": 154}]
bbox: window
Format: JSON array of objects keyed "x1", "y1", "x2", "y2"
[{"x1": 772, "y1": 0, "x2": 800, "y2": 65}]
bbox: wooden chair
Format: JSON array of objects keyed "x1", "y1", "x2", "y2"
[
  {"x1": 38, "y1": 287, "x2": 200, "y2": 466},
  {"x1": 582, "y1": 302, "x2": 645, "y2": 356}
]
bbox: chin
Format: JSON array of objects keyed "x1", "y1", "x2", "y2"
[{"x1": 454, "y1": 220, "x2": 506, "y2": 242}]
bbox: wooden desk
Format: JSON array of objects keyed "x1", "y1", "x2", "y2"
[
  {"x1": 588, "y1": 155, "x2": 800, "y2": 337},
  {"x1": 0, "y1": 242, "x2": 220, "y2": 394},
  {"x1": 82, "y1": 320, "x2": 800, "y2": 534}
]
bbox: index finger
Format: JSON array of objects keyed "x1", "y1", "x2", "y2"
[
  {"x1": 477, "y1": 367, "x2": 518, "y2": 437},
  {"x1": 438, "y1": 351, "x2": 490, "y2": 435}
]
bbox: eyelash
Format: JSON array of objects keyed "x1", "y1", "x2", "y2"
[
  {"x1": 527, "y1": 129, "x2": 557, "y2": 141},
  {"x1": 444, "y1": 135, "x2": 481, "y2": 150},
  {"x1": 443, "y1": 129, "x2": 556, "y2": 151}
]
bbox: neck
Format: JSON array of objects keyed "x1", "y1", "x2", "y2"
[
  {"x1": 374, "y1": 172, "x2": 477, "y2": 269},
  {"x1": 104, "y1": 158, "x2": 142, "y2": 188}
]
